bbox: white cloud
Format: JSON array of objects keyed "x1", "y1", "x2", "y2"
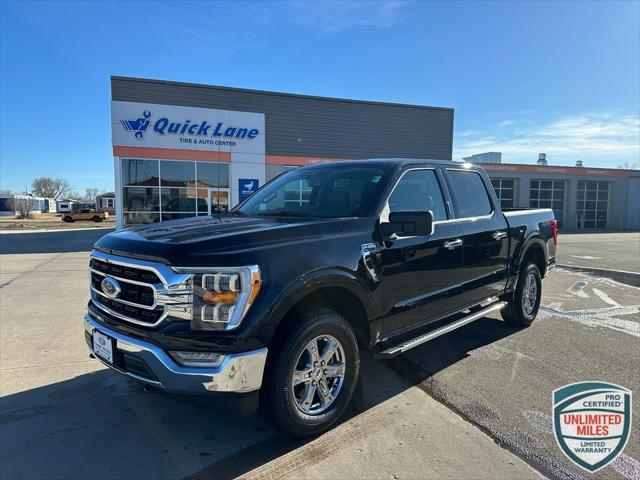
[
  {"x1": 287, "y1": 0, "x2": 410, "y2": 34},
  {"x1": 453, "y1": 113, "x2": 640, "y2": 163}
]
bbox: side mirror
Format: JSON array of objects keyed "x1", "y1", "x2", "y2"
[{"x1": 382, "y1": 211, "x2": 434, "y2": 237}]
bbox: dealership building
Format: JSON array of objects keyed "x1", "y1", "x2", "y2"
[
  {"x1": 485, "y1": 156, "x2": 640, "y2": 231},
  {"x1": 111, "y1": 76, "x2": 453, "y2": 229},
  {"x1": 111, "y1": 76, "x2": 639, "y2": 231}
]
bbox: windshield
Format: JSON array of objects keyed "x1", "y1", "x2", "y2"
[{"x1": 235, "y1": 164, "x2": 390, "y2": 218}]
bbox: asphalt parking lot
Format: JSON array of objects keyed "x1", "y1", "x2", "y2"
[
  {"x1": 1, "y1": 230, "x2": 639, "y2": 480},
  {"x1": 557, "y1": 232, "x2": 640, "y2": 272}
]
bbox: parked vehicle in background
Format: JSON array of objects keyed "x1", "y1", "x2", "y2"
[
  {"x1": 83, "y1": 159, "x2": 557, "y2": 437},
  {"x1": 63, "y1": 203, "x2": 109, "y2": 222},
  {"x1": 56, "y1": 199, "x2": 77, "y2": 213}
]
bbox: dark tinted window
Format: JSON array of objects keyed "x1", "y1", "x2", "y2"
[
  {"x1": 160, "y1": 161, "x2": 195, "y2": 187},
  {"x1": 387, "y1": 169, "x2": 447, "y2": 221},
  {"x1": 237, "y1": 165, "x2": 390, "y2": 218},
  {"x1": 197, "y1": 163, "x2": 230, "y2": 188},
  {"x1": 448, "y1": 170, "x2": 492, "y2": 217},
  {"x1": 122, "y1": 159, "x2": 159, "y2": 186}
]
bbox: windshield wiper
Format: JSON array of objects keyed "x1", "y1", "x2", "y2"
[{"x1": 228, "y1": 210, "x2": 246, "y2": 216}]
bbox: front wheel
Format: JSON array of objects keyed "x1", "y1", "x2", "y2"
[
  {"x1": 501, "y1": 263, "x2": 542, "y2": 327},
  {"x1": 261, "y1": 309, "x2": 359, "y2": 437},
  {"x1": 92, "y1": 216, "x2": 102, "y2": 222},
  {"x1": 63, "y1": 216, "x2": 73, "y2": 223}
]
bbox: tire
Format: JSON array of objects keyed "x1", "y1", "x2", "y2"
[
  {"x1": 501, "y1": 263, "x2": 542, "y2": 327},
  {"x1": 92, "y1": 216, "x2": 102, "y2": 222},
  {"x1": 63, "y1": 216, "x2": 73, "y2": 223},
  {"x1": 260, "y1": 308, "x2": 360, "y2": 437}
]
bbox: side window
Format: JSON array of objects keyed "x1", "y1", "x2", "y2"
[
  {"x1": 447, "y1": 170, "x2": 493, "y2": 218},
  {"x1": 383, "y1": 169, "x2": 447, "y2": 222}
]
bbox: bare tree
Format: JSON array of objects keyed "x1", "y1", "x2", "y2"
[
  {"x1": 6, "y1": 196, "x2": 39, "y2": 219},
  {"x1": 31, "y1": 177, "x2": 72, "y2": 198},
  {"x1": 617, "y1": 162, "x2": 638, "y2": 170},
  {"x1": 84, "y1": 187, "x2": 106, "y2": 201}
]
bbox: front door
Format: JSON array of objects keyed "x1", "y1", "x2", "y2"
[
  {"x1": 379, "y1": 168, "x2": 465, "y2": 336},
  {"x1": 207, "y1": 188, "x2": 230, "y2": 215}
]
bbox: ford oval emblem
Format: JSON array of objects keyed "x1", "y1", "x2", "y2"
[{"x1": 101, "y1": 276, "x2": 121, "y2": 299}]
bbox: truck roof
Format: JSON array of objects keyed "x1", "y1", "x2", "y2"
[{"x1": 300, "y1": 158, "x2": 465, "y2": 169}]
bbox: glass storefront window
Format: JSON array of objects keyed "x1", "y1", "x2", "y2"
[
  {"x1": 124, "y1": 212, "x2": 160, "y2": 225},
  {"x1": 122, "y1": 158, "x2": 231, "y2": 227},
  {"x1": 160, "y1": 160, "x2": 196, "y2": 188},
  {"x1": 197, "y1": 162, "x2": 230, "y2": 188},
  {"x1": 123, "y1": 187, "x2": 160, "y2": 212},
  {"x1": 160, "y1": 188, "x2": 198, "y2": 212},
  {"x1": 123, "y1": 159, "x2": 159, "y2": 186}
]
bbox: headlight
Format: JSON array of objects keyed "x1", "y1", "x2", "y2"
[{"x1": 173, "y1": 266, "x2": 261, "y2": 331}]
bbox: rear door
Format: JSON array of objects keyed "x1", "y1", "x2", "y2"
[
  {"x1": 444, "y1": 168, "x2": 510, "y2": 306},
  {"x1": 379, "y1": 167, "x2": 464, "y2": 336}
]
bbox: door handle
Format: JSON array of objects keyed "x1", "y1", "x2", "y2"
[
  {"x1": 444, "y1": 239, "x2": 463, "y2": 250},
  {"x1": 492, "y1": 231, "x2": 508, "y2": 240}
]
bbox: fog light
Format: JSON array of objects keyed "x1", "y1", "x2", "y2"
[{"x1": 169, "y1": 351, "x2": 226, "y2": 368}]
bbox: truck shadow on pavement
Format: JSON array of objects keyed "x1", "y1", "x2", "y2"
[
  {"x1": 0, "y1": 229, "x2": 113, "y2": 254},
  {"x1": 0, "y1": 317, "x2": 517, "y2": 480}
]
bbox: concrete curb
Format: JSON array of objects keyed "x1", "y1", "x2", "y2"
[
  {"x1": 0, "y1": 227, "x2": 114, "y2": 234},
  {"x1": 557, "y1": 264, "x2": 640, "y2": 287}
]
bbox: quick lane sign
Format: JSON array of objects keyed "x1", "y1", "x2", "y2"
[{"x1": 112, "y1": 101, "x2": 265, "y2": 154}]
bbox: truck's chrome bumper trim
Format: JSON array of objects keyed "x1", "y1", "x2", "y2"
[{"x1": 84, "y1": 315, "x2": 267, "y2": 394}]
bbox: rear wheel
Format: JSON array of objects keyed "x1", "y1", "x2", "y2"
[
  {"x1": 63, "y1": 216, "x2": 73, "y2": 223},
  {"x1": 261, "y1": 309, "x2": 359, "y2": 437},
  {"x1": 92, "y1": 216, "x2": 102, "y2": 222},
  {"x1": 501, "y1": 263, "x2": 542, "y2": 327}
]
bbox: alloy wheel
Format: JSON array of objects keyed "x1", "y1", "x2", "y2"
[
  {"x1": 522, "y1": 272, "x2": 538, "y2": 315},
  {"x1": 291, "y1": 335, "x2": 346, "y2": 415}
]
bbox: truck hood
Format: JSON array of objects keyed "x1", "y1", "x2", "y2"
[{"x1": 94, "y1": 214, "x2": 346, "y2": 266}]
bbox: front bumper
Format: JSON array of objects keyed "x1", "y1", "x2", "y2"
[{"x1": 84, "y1": 315, "x2": 268, "y2": 395}]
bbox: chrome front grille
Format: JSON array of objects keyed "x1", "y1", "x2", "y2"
[
  {"x1": 91, "y1": 270, "x2": 155, "y2": 306},
  {"x1": 89, "y1": 251, "x2": 192, "y2": 327},
  {"x1": 90, "y1": 257, "x2": 161, "y2": 284}
]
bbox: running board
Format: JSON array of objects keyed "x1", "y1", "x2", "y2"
[{"x1": 377, "y1": 301, "x2": 507, "y2": 358}]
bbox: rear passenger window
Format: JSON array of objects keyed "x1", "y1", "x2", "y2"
[
  {"x1": 385, "y1": 169, "x2": 447, "y2": 221},
  {"x1": 448, "y1": 170, "x2": 493, "y2": 218}
]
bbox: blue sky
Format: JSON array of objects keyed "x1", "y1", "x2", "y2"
[{"x1": 1, "y1": 0, "x2": 639, "y2": 193}]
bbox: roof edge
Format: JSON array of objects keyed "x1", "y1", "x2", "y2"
[{"x1": 110, "y1": 75, "x2": 454, "y2": 112}]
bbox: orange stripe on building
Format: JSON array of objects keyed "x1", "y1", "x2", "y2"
[
  {"x1": 266, "y1": 155, "x2": 351, "y2": 166},
  {"x1": 481, "y1": 163, "x2": 630, "y2": 177},
  {"x1": 113, "y1": 146, "x2": 231, "y2": 162}
]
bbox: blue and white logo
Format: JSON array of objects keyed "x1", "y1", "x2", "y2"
[
  {"x1": 239, "y1": 178, "x2": 259, "y2": 202},
  {"x1": 120, "y1": 111, "x2": 151, "y2": 139}
]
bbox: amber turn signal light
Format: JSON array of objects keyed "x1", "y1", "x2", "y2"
[{"x1": 203, "y1": 290, "x2": 238, "y2": 305}]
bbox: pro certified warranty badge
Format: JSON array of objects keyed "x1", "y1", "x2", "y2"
[{"x1": 553, "y1": 382, "x2": 632, "y2": 472}]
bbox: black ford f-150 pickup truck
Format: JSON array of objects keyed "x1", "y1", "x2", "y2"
[{"x1": 85, "y1": 159, "x2": 557, "y2": 436}]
